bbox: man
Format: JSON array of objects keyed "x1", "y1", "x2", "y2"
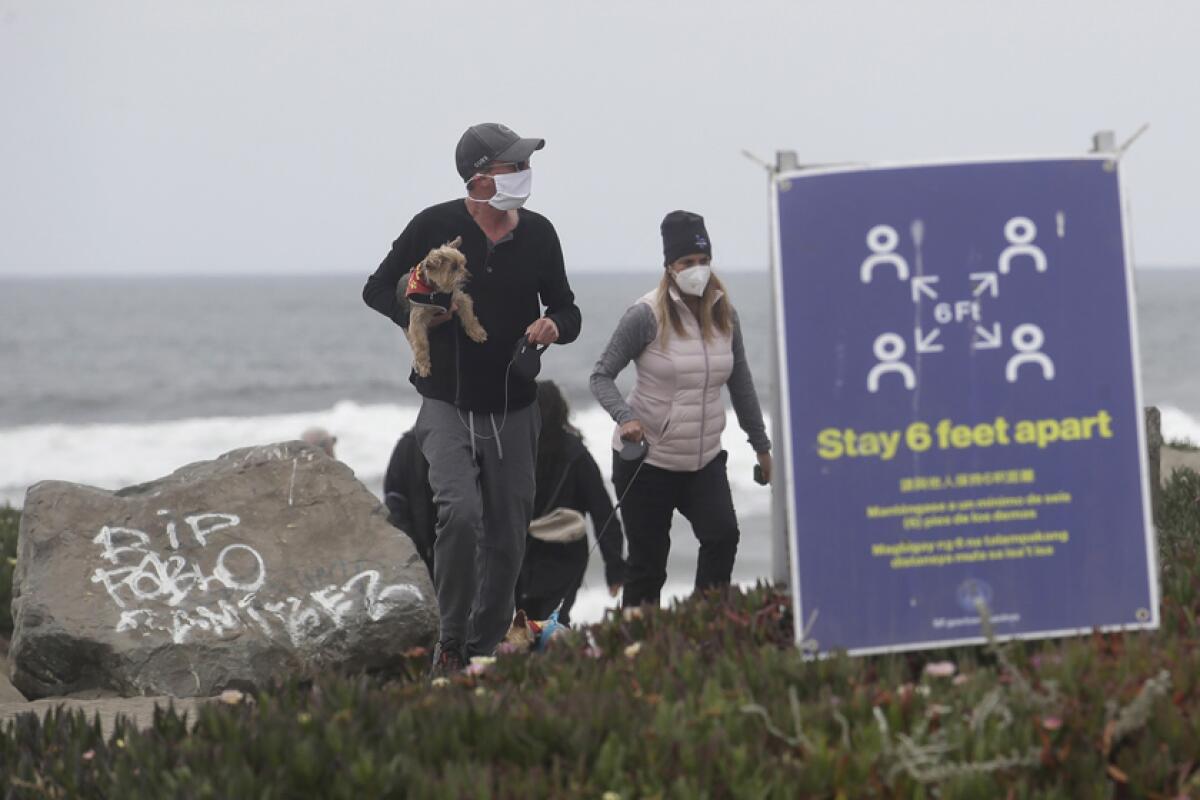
[{"x1": 363, "y1": 123, "x2": 581, "y2": 675}]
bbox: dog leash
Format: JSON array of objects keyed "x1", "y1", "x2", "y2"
[
  {"x1": 552, "y1": 442, "x2": 649, "y2": 619},
  {"x1": 455, "y1": 334, "x2": 544, "y2": 461}
]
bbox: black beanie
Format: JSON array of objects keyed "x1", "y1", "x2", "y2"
[{"x1": 661, "y1": 210, "x2": 712, "y2": 266}]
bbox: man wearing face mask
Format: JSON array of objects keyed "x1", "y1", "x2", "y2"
[
  {"x1": 363, "y1": 122, "x2": 581, "y2": 675},
  {"x1": 589, "y1": 210, "x2": 771, "y2": 610}
]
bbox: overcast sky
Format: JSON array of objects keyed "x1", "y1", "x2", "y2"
[{"x1": 1, "y1": 1, "x2": 1197, "y2": 276}]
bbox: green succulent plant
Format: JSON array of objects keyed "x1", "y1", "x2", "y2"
[{"x1": 0, "y1": 474, "x2": 1197, "y2": 797}]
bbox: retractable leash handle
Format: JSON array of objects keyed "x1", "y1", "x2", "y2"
[
  {"x1": 753, "y1": 463, "x2": 768, "y2": 486},
  {"x1": 511, "y1": 335, "x2": 548, "y2": 382},
  {"x1": 619, "y1": 438, "x2": 648, "y2": 463},
  {"x1": 456, "y1": 334, "x2": 545, "y2": 446}
]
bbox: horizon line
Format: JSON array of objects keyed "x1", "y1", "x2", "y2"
[{"x1": 2, "y1": 263, "x2": 1199, "y2": 280}]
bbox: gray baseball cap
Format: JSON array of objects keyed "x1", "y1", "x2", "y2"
[{"x1": 455, "y1": 123, "x2": 545, "y2": 181}]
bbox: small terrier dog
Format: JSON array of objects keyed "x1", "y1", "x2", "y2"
[
  {"x1": 401, "y1": 236, "x2": 487, "y2": 377},
  {"x1": 503, "y1": 609, "x2": 567, "y2": 652}
]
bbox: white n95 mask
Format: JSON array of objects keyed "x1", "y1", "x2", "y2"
[
  {"x1": 674, "y1": 264, "x2": 712, "y2": 297},
  {"x1": 469, "y1": 169, "x2": 532, "y2": 211}
]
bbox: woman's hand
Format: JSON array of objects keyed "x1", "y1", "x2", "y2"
[
  {"x1": 756, "y1": 451, "x2": 773, "y2": 484},
  {"x1": 619, "y1": 420, "x2": 645, "y2": 443},
  {"x1": 608, "y1": 584, "x2": 622, "y2": 598}
]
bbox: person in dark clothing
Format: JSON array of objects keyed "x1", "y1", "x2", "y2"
[
  {"x1": 517, "y1": 381, "x2": 626, "y2": 625},
  {"x1": 382, "y1": 429, "x2": 437, "y2": 577},
  {"x1": 362, "y1": 122, "x2": 582, "y2": 676}
]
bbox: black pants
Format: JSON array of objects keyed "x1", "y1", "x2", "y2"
[
  {"x1": 515, "y1": 536, "x2": 588, "y2": 625},
  {"x1": 612, "y1": 450, "x2": 740, "y2": 608}
]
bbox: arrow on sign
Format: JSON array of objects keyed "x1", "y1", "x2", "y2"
[
  {"x1": 970, "y1": 272, "x2": 999, "y2": 298},
  {"x1": 911, "y1": 276, "x2": 939, "y2": 303},
  {"x1": 973, "y1": 323, "x2": 1002, "y2": 350},
  {"x1": 915, "y1": 326, "x2": 944, "y2": 353}
]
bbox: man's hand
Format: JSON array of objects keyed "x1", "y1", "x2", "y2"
[
  {"x1": 608, "y1": 584, "x2": 622, "y2": 598},
  {"x1": 429, "y1": 302, "x2": 459, "y2": 327},
  {"x1": 525, "y1": 317, "x2": 559, "y2": 345},
  {"x1": 619, "y1": 420, "x2": 645, "y2": 443}
]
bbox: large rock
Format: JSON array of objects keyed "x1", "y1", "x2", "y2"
[{"x1": 9, "y1": 441, "x2": 438, "y2": 699}]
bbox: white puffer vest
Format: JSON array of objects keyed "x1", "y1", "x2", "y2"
[{"x1": 611, "y1": 288, "x2": 734, "y2": 472}]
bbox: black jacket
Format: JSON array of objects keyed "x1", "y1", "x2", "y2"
[
  {"x1": 532, "y1": 434, "x2": 626, "y2": 587},
  {"x1": 363, "y1": 200, "x2": 582, "y2": 413},
  {"x1": 383, "y1": 431, "x2": 436, "y2": 576}
]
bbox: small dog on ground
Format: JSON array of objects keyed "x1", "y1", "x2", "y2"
[
  {"x1": 400, "y1": 236, "x2": 487, "y2": 377},
  {"x1": 504, "y1": 609, "x2": 538, "y2": 651},
  {"x1": 502, "y1": 609, "x2": 567, "y2": 652}
]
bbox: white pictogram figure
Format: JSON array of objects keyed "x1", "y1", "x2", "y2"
[
  {"x1": 1005, "y1": 324, "x2": 1055, "y2": 382},
  {"x1": 867, "y1": 333, "x2": 915, "y2": 392},
  {"x1": 998, "y1": 217, "x2": 1047, "y2": 274},
  {"x1": 860, "y1": 225, "x2": 910, "y2": 283}
]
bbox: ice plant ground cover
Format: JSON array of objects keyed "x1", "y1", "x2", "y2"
[{"x1": 1, "y1": 470, "x2": 1200, "y2": 798}]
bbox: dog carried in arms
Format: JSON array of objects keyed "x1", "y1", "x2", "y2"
[{"x1": 400, "y1": 236, "x2": 487, "y2": 377}]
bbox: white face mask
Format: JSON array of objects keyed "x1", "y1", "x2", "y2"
[
  {"x1": 674, "y1": 264, "x2": 712, "y2": 297},
  {"x1": 468, "y1": 169, "x2": 532, "y2": 210}
]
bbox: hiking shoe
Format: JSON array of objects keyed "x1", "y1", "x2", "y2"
[{"x1": 429, "y1": 640, "x2": 465, "y2": 680}]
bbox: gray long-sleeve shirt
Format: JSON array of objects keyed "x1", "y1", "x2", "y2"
[{"x1": 589, "y1": 303, "x2": 771, "y2": 453}]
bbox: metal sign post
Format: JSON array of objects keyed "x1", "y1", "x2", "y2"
[
  {"x1": 744, "y1": 148, "x2": 798, "y2": 587},
  {"x1": 769, "y1": 151, "x2": 796, "y2": 586}
]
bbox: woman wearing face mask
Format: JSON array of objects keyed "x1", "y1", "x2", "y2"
[{"x1": 589, "y1": 210, "x2": 772, "y2": 610}]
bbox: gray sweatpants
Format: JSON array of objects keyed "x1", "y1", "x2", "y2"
[{"x1": 414, "y1": 397, "x2": 539, "y2": 657}]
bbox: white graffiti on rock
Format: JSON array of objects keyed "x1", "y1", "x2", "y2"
[{"x1": 90, "y1": 512, "x2": 422, "y2": 647}]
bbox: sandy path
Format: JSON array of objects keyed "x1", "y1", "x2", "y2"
[{"x1": 0, "y1": 671, "x2": 207, "y2": 738}]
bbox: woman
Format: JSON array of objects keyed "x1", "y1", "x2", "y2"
[
  {"x1": 515, "y1": 381, "x2": 626, "y2": 624},
  {"x1": 589, "y1": 210, "x2": 772, "y2": 609}
]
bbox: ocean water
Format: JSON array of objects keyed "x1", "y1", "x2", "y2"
[
  {"x1": 2, "y1": 269, "x2": 1198, "y2": 621},
  {"x1": 0, "y1": 272, "x2": 777, "y2": 498}
]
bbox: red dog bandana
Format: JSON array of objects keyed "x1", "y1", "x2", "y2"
[
  {"x1": 404, "y1": 266, "x2": 453, "y2": 312},
  {"x1": 405, "y1": 267, "x2": 435, "y2": 298}
]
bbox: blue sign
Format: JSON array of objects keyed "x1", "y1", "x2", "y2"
[{"x1": 772, "y1": 157, "x2": 1158, "y2": 655}]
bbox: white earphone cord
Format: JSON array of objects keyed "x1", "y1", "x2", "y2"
[{"x1": 456, "y1": 354, "x2": 515, "y2": 460}]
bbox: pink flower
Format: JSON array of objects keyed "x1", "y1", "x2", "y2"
[
  {"x1": 466, "y1": 656, "x2": 496, "y2": 676},
  {"x1": 923, "y1": 661, "x2": 957, "y2": 679}
]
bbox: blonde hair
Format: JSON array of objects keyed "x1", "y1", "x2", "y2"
[{"x1": 655, "y1": 270, "x2": 732, "y2": 345}]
